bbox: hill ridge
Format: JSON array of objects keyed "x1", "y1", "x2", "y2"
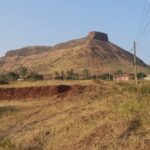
[{"x1": 0, "y1": 31, "x2": 148, "y2": 74}]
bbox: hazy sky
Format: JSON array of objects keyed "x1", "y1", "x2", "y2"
[{"x1": 0, "y1": 0, "x2": 150, "y2": 64}]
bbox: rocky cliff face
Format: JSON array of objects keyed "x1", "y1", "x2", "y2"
[
  {"x1": 88, "y1": 31, "x2": 109, "y2": 42},
  {"x1": 0, "y1": 31, "x2": 148, "y2": 74},
  {"x1": 5, "y1": 46, "x2": 51, "y2": 57}
]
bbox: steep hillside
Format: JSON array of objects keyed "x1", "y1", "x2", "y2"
[{"x1": 0, "y1": 31, "x2": 148, "y2": 74}]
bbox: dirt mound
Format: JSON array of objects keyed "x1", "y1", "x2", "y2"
[{"x1": 0, "y1": 85, "x2": 91, "y2": 100}]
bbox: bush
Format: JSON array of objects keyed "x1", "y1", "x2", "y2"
[
  {"x1": 0, "y1": 80, "x2": 9, "y2": 85},
  {"x1": 27, "y1": 72, "x2": 43, "y2": 81},
  {"x1": 137, "y1": 72, "x2": 146, "y2": 79},
  {"x1": 82, "y1": 69, "x2": 91, "y2": 80},
  {"x1": 15, "y1": 66, "x2": 28, "y2": 77},
  {"x1": 97, "y1": 73, "x2": 113, "y2": 80},
  {"x1": 5, "y1": 72, "x2": 19, "y2": 81},
  {"x1": 0, "y1": 138, "x2": 15, "y2": 150},
  {"x1": 54, "y1": 70, "x2": 79, "y2": 80}
]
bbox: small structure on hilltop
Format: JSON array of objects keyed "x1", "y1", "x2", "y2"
[
  {"x1": 144, "y1": 74, "x2": 150, "y2": 80},
  {"x1": 87, "y1": 31, "x2": 109, "y2": 42},
  {"x1": 113, "y1": 73, "x2": 134, "y2": 82}
]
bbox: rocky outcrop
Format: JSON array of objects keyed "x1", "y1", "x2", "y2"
[
  {"x1": 5, "y1": 46, "x2": 51, "y2": 57},
  {"x1": 88, "y1": 31, "x2": 109, "y2": 42}
]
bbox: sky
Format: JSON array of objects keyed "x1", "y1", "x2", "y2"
[{"x1": 0, "y1": 0, "x2": 150, "y2": 64}]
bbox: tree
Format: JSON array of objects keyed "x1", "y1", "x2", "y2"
[
  {"x1": 0, "y1": 74, "x2": 6, "y2": 81},
  {"x1": 137, "y1": 72, "x2": 146, "y2": 79},
  {"x1": 54, "y1": 71, "x2": 60, "y2": 80},
  {"x1": 115, "y1": 69, "x2": 123, "y2": 75},
  {"x1": 27, "y1": 72, "x2": 43, "y2": 81},
  {"x1": 74, "y1": 73, "x2": 79, "y2": 80},
  {"x1": 60, "y1": 71, "x2": 65, "y2": 80},
  {"x1": 98, "y1": 73, "x2": 113, "y2": 80},
  {"x1": 15, "y1": 66, "x2": 28, "y2": 77},
  {"x1": 91, "y1": 75, "x2": 97, "y2": 80},
  {"x1": 5, "y1": 72, "x2": 19, "y2": 81},
  {"x1": 82, "y1": 69, "x2": 91, "y2": 80},
  {"x1": 66, "y1": 69, "x2": 75, "y2": 80}
]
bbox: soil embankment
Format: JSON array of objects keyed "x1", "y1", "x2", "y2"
[{"x1": 0, "y1": 85, "x2": 90, "y2": 100}]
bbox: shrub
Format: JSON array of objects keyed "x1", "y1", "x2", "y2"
[
  {"x1": 27, "y1": 72, "x2": 43, "y2": 81},
  {"x1": 5, "y1": 72, "x2": 19, "y2": 81},
  {"x1": 137, "y1": 72, "x2": 146, "y2": 79},
  {"x1": 97, "y1": 73, "x2": 113, "y2": 80},
  {"x1": 15, "y1": 66, "x2": 28, "y2": 77},
  {"x1": 82, "y1": 69, "x2": 91, "y2": 80},
  {"x1": 0, "y1": 138, "x2": 15, "y2": 150}
]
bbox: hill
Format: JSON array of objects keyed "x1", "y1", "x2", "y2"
[{"x1": 0, "y1": 31, "x2": 148, "y2": 74}]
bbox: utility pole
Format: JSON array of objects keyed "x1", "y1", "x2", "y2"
[{"x1": 134, "y1": 41, "x2": 138, "y2": 85}]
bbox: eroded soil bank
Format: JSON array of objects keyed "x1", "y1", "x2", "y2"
[{"x1": 0, "y1": 85, "x2": 92, "y2": 100}]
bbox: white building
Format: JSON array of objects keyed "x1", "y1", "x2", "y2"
[{"x1": 144, "y1": 74, "x2": 150, "y2": 80}]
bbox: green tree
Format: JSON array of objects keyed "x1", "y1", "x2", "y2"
[
  {"x1": 66, "y1": 69, "x2": 74, "y2": 80},
  {"x1": 60, "y1": 71, "x2": 65, "y2": 80},
  {"x1": 137, "y1": 72, "x2": 146, "y2": 79},
  {"x1": 5, "y1": 72, "x2": 19, "y2": 81},
  {"x1": 17, "y1": 66, "x2": 28, "y2": 76},
  {"x1": 82, "y1": 69, "x2": 91, "y2": 80},
  {"x1": 74, "y1": 73, "x2": 79, "y2": 80},
  {"x1": 54, "y1": 71, "x2": 60, "y2": 80},
  {"x1": 27, "y1": 72, "x2": 43, "y2": 81},
  {"x1": 98, "y1": 73, "x2": 113, "y2": 80},
  {"x1": 0, "y1": 74, "x2": 6, "y2": 81},
  {"x1": 115, "y1": 69, "x2": 123, "y2": 75}
]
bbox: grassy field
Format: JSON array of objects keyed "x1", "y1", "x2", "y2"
[
  {"x1": 0, "y1": 80, "x2": 150, "y2": 150},
  {"x1": 0, "y1": 80, "x2": 94, "y2": 88}
]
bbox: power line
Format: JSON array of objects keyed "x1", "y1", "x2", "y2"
[
  {"x1": 137, "y1": 19, "x2": 150, "y2": 45},
  {"x1": 136, "y1": 0, "x2": 150, "y2": 44},
  {"x1": 142, "y1": 3, "x2": 150, "y2": 28},
  {"x1": 137, "y1": 0, "x2": 149, "y2": 39}
]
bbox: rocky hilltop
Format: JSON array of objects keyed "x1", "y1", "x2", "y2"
[
  {"x1": 5, "y1": 46, "x2": 51, "y2": 57},
  {"x1": 0, "y1": 31, "x2": 148, "y2": 74}
]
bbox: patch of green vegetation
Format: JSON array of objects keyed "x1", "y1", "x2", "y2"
[
  {"x1": 0, "y1": 107, "x2": 18, "y2": 118},
  {"x1": 115, "y1": 97, "x2": 150, "y2": 125},
  {"x1": 113, "y1": 82, "x2": 150, "y2": 95},
  {"x1": 118, "y1": 100, "x2": 141, "y2": 115},
  {"x1": 0, "y1": 138, "x2": 15, "y2": 150}
]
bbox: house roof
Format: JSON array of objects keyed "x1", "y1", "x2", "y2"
[{"x1": 113, "y1": 73, "x2": 134, "y2": 78}]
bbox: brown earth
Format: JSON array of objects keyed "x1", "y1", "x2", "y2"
[{"x1": 0, "y1": 85, "x2": 92, "y2": 100}]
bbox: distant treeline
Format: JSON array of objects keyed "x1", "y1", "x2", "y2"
[
  {"x1": 0, "y1": 66, "x2": 43, "y2": 82},
  {"x1": 53, "y1": 69, "x2": 113, "y2": 80},
  {"x1": 0, "y1": 67, "x2": 147, "y2": 82}
]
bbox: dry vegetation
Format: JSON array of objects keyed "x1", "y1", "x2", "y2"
[
  {"x1": 0, "y1": 80, "x2": 94, "y2": 88},
  {"x1": 0, "y1": 80, "x2": 150, "y2": 150}
]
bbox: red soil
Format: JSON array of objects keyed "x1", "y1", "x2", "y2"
[{"x1": 0, "y1": 85, "x2": 90, "y2": 100}]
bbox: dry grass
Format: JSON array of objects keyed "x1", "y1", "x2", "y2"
[
  {"x1": 0, "y1": 80, "x2": 94, "y2": 88},
  {"x1": 0, "y1": 80, "x2": 150, "y2": 150}
]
